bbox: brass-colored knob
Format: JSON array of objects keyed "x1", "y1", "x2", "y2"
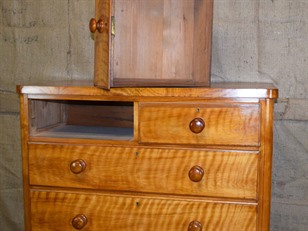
[
  {"x1": 70, "y1": 159, "x2": 86, "y2": 174},
  {"x1": 188, "y1": 220, "x2": 203, "y2": 231},
  {"x1": 189, "y1": 118, "x2": 205, "y2": 134},
  {"x1": 89, "y1": 18, "x2": 108, "y2": 33},
  {"x1": 189, "y1": 166, "x2": 204, "y2": 182},
  {"x1": 72, "y1": 214, "x2": 88, "y2": 229}
]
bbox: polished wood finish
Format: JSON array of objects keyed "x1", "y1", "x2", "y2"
[
  {"x1": 258, "y1": 99, "x2": 275, "y2": 231},
  {"x1": 16, "y1": 81, "x2": 278, "y2": 99},
  {"x1": 18, "y1": 83, "x2": 278, "y2": 230},
  {"x1": 139, "y1": 102, "x2": 260, "y2": 146},
  {"x1": 19, "y1": 95, "x2": 32, "y2": 231},
  {"x1": 28, "y1": 144, "x2": 258, "y2": 199},
  {"x1": 93, "y1": 0, "x2": 111, "y2": 89},
  {"x1": 30, "y1": 190, "x2": 257, "y2": 231},
  {"x1": 93, "y1": 0, "x2": 213, "y2": 88}
]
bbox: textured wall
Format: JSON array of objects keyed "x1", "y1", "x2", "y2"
[{"x1": 0, "y1": 0, "x2": 307, "y2": 230}]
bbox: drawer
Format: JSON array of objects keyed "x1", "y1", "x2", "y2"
[
  {"x1": 29, "y1": 144, "x2": 258, "y2": 199},
  {"x1": 30, "y1": 190, "x2": 257, "y2": 231},
  {"x1": 139, "y1": 102, "x2": 260, "y2": 146}
]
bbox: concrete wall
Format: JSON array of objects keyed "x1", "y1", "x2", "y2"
[{"x1": 0, "y1": 0, "x2": 307, "y2": 230}]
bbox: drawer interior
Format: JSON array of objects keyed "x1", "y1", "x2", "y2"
[{"x1": 29, "y1": 99, "x2": 134, "y2": 140}]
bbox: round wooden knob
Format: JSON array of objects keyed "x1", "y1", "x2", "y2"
[
  {"x1": 188, "y1": 220, "x2": 203, "y2": 231},
  {"x1": 189, "y1": 166, "x2": 204, "y2": 182},
  {"x1": 89, "y1": 18, "x2": 107, "y2": 33},
  {"x1": 189, "y1": 118, "x2": 205, "y2": 133},
  {"x1": 72, "y1": 214, "x2": 88, "y2": 229},
  {"x1": 70, "y1": 159, "x2": 86, "y2": 174}
]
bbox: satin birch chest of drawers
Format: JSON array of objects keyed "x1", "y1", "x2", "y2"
[{"x1": 18, "y1": 82, "x2": 278, "y2": 230}]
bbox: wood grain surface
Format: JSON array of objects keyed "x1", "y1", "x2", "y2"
[
  {"x1": 110, "y1": 0, "x2": 213, "y2": 87},
  {"x1": 29, "y1": 143, "x2": 258, "y2": 199},
  {"x1": 139, "y1": 102, "x2": 260, "y2": 146},
  {"x1": 30, "y1": 190, "x2": 257, "y2": 231},
  {"x1": 18, "y1": 84, "x2": 278, "y2": 231}
]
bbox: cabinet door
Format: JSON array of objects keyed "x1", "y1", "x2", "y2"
[
  {"x1": 92, "y1": 0, "x2": 213, "y2": 88},
  {"x1": 93, "y1": 0, "x2": 111, "y2": 89}
]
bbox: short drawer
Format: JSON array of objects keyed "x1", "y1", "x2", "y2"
[
  {"x1": 139, "y1": 102, "x2": 260, "y2": 146},
  {"x1": 28, "y1": 144, "x2": 258, "y2": 199},
  {"x1": 30, "y1": 190, "x2": 257, "y2": 231}
]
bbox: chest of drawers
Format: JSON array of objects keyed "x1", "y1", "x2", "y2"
[{"x1": 17, "y1": 82, "x2": 278, "y2": 230}]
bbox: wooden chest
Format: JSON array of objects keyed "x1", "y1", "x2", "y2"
[
  {"x1": 90, "y1": 0, "x2": 213, "y2": 88},
  {"x1": 17, "y1": 82, "x2": 278, "y2": 230}
]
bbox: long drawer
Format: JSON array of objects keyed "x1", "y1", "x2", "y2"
[
  {"x1": 139, "y1": 102, "x2": 260, "y2": 146},
  {"x1": 30, "y1": 190, "x2": 257, "y2": 231},
  {"x1": 28, "y1": 144, "x2": 258, "y2": 199}
]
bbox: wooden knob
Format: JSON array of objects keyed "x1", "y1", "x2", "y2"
[
  {"x1": 188, "y1": 220, "x2": 203, "y2": 231},
  {"x1": 89, "y1": 18, "x2": 108, "y2": 33},
  {"x1": 72, "y1": 214, "x2": 88, "y2": 229},
  {"x1": 189, "y1": 166, "x2": 204, "y2": 182},
  {"x1": 189, "y1": 118, "x2": 205, "y2": 133},
  {"x1": 70, "y1": 159, "x2": 86, "y2": 174}
]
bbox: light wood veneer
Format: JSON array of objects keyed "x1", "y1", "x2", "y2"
[{"x1": 18, "y1": 82, "x2": 278, "y2": 230}]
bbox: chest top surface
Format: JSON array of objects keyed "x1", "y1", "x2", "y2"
[{"x1": 17, "y1": 81, "x2": 278, "y2": 99}]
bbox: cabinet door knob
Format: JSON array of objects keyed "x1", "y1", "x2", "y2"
[
  {"x1": 189, "y1": 165, "x2": 204, "y2": 182},
  {"x1": 89, "y1": 18, "x2": 108, "y2": 33},
  {"x1": 72, "y1": 214, "x2": 88, "y2": 229},
  {"x1": 70, "y1": 159, "x2": 86, "y2": 174},
  {"x1": 188, "y1": 220, "x2": 203, "y2": 231},
  {"x1": 189, "y1": 118, "x2": 205, "y2": 133}
]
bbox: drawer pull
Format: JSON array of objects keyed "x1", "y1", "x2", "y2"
[
  {"x1": 70, "y1": 159, "x2": 86, "y2": 174},
  {"x1": 72, "y1": 214, "x2": 88, "y2": 229},
  {"x1": 189, "y1": 118, "x2": 205, "y2": 134},
  {"x1": 188, "y1": 220, "x2": 203, "y2": 231},
  {"x1": 89, "y1": 18, "x2": 108, "y2": 33},
  {"x1": 189, "y1": 166, "x2": 204, "y2": 182}
]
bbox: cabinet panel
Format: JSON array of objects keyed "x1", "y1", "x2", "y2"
[
  {"x1": 30, "y1": 190, "x2": 257, "y2": 231},
  {"x1": 29, "y1": 144, "x2": 258, "y2": 199},
  {"x1": 139, "y1": 102, "x2": 260, "y2": 146}
]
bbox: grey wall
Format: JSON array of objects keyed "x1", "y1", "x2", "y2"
[{"x1": 0, "y1": 0, "x2": 307, "y2": 230}]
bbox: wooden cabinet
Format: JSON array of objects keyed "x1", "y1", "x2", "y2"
[
  {"x1": 17, "y1": 82, "x2": 278, "y2": 230},
  {"x1": 91, "y1": 0, "x2": 213, "y2": 88}
]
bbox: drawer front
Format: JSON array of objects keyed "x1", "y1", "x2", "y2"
[
  {"x1": 30, "y1": 190, "x2": 257, "y2": 231},
  {"x1": 139, "y1": 102, "x2": 260, "y2": 146},
  {"x1": 29, "y1": 144, "x2": 258, "y2": 199}
]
